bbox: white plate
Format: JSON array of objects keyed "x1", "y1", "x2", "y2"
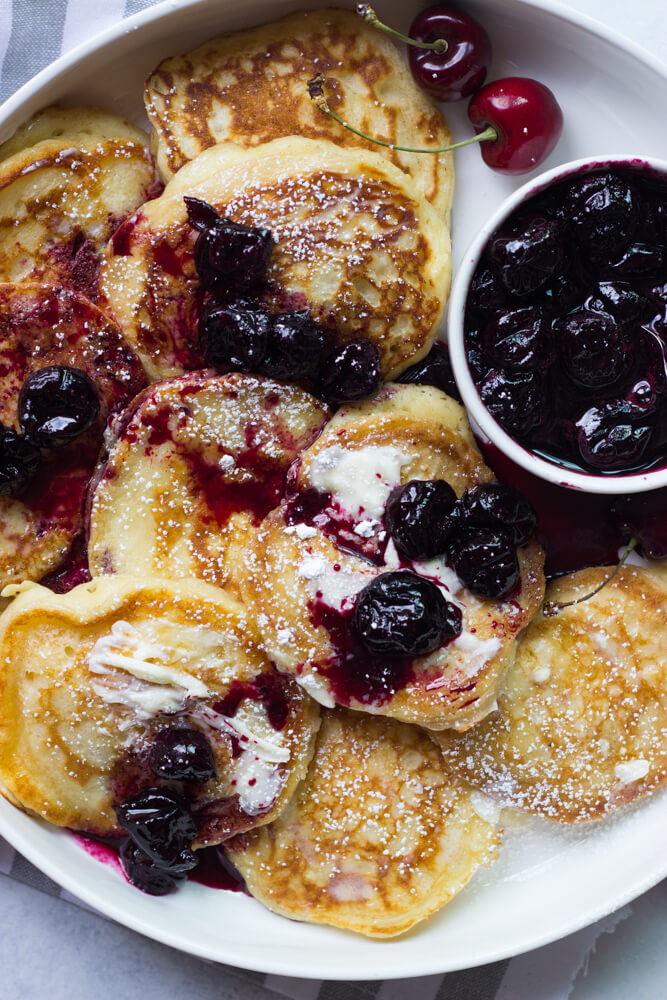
[{"x1": 1, "y1": 0, "x2": 667, "y2": 980}]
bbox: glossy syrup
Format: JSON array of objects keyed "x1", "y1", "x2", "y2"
[
  {"x1": 213, "y1": 673, "x2": 290, "y2": 732},
  {"x1": 481, "y1": 443, "x2": 667, "y2": 573}
]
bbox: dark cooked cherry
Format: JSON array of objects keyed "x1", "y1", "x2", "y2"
[
  {"x1": 406, "y1": 5, "x2": 492, "y2": 102},
  {"x1": 555, "y1": 310, "x2": 628, "y2": 389},
  {"x1": 384, "y1": 479, "x2": 457, "y2": 560},
  {"x1": 0, "y1": 424, "x2": 40, "y2": 495},
  {"x1": 575, "y1": 401, "x2": 653, "y2": 471},
  {"x1": 447, "y1": 527, "x2": 519, "y2": 598},
  {"x1": 114, "y1": 790, "x2": 198, "y2": 875},
  {"x1": 467, "y1": 265, "x2": 507, "y2": 316},
  {"x1": 484, "y1": 306, "x2": 551, "y2": 371},
  {"x1": 198, "y1": 297, "x2": 270, "y2": 372},
  {"x1": 259, "y1": 310, "x2": 324, "y2": 383},
  {"x1": 185, "y1": 196, "x2": 272, "y2": 293},
  {"x1": 317, "y1": 338, "x2": 382, "y2": 403},
  {"x1": 563, "y1": 172, "x2": 637, "y2": 257},
  {"x1": 468, "y1": 78, "x2": 564, "y2": 175},
  {"x1": 488, "y1": 213, "x2": 563, "y2": 297},
  {"x1": 148, "y1": 728, "x2": 217, "y2": 783},
  {"x1": 605, "y1": 242, "x2": 666, "y2": 280},
  {"x1": 119, "y1": 840, "x2": 182, "y2": 896},
  {"x1": 586, "y1": 281, "x2": 657, "y2": 326},
  {"x1": 541, "y1": 252, "x2": 591, "y2": 314},
  {"x1": 479, "y1": 368, "x2": 546, "y2": 437},
  {"x1": 353, "y1": 571, "x2": 462, "y2": 656},
  {"x1": 456, "y1": 483, "x2": 537, "y2": 545},
  {"x1": 18, "y1": 366, "x2": 100, "y2": 447},
  {"x1": 396, "y1": 342, "x2": 460, "y2": 401}
]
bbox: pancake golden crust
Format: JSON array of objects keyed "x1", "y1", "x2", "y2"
[
  {"x1": 436, "y1": 564, "x2": 667, "y2": 823},
  {"x1": 240, "y1": 385, "x2": 545, "y2": 731},
  {"x1": 0, "y1": 576, "x2": 320, "y2": 844},
  {"x1": 144, "y1": 7, "x2": 453, "y2": 219},
  {"x1": 0, "y1": 283, "x2": 145, "y2": 591},
  {"x1": 226, "y1": 707, "x2": 500, "y2": 938},
  {"x1": 0, "y1": 105, "x2": 150, "y2": 161},
  {"x1": 98, "y1": 137, "x2": 450, "y2": 382},
  {"x1": 88, "y1": 372, "x2": 330, "y2": 597},
  {"x1": 0, "y1": 112, "x2": 158, "y2": 300}
]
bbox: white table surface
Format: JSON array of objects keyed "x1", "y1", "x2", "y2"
[{"x1": 0, "y1": 2, "x2": 666, "y2": 999}]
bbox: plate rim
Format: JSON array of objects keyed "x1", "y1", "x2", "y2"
[{"x1": 0, "y1": 0, "x2": 666, "y2": 980}]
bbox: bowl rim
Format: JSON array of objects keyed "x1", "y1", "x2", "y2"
[{"x1": 447, "y1": 152, "x2": 667, "y2": 495}]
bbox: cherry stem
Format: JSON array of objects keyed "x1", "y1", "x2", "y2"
[
  {"x1": 542, "y1": 537, "x2": 639, "y2": 618},
  {"x1": 307, "y1": 75, "x2": 497, "y2": 154},
  {"x1": 356, "y1": 3, "x2": 448, "y2": 54}
]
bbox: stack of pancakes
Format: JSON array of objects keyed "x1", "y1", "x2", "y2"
[{"x1": 0, "y1": 7, "x2": 665, "y2": 942}]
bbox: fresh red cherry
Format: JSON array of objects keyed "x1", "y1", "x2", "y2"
[
  {"x1": 407, "y1": 6, "x2": 492, "y2": 102},
  {"x1": 468, "y1": 77, "x2": 564, "y2": 174},
  {"x1": 308, "y1": 73, "x2": 563, "y2": 176},
  {"x1": 357, "y1": 3, "x2": 491, "y2": 102}
]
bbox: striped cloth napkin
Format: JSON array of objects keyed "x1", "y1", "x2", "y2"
[{"x1": 0, "y1": 3, "x2": 664, "y2": 999}]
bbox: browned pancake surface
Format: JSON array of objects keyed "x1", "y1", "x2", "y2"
[
  {"x1": 436, "y1": 564, "x2": 667, "y2": 822},
  {"x1": 241, "y1": 385, "x2": 545, "y2": 730},
  {"x1": 144, "y1": 7, "x2": 453, "y2": 219},
  {"x1": 226, "y1": 708, "x2": 500, "y2": 937}
]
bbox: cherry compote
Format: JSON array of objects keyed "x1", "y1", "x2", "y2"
[
  {"x1": 0, "y1": 424, "x2": 40, "y2": 494},
  {"x1": 18, "y1": 366, "x2": 100, "y2": 448},
  {"x1": 385, "y1": 479, "x2": 457, "y2": 560},
  {"x1": 465, "y1": 164, "x2": 667, "y2": 475},
  {"x1": 198, "y1": 298, "x2": 270, "y2": 372},
  {"x1": 259, "y1": 310, "x2": 324, "y2": 383},
  {"x1": 317, "y1": 339, "x2": 382, "y2": 403},
  {"x1": 353, "y1": 571, "x2": 462, "y2": 656},
  {"x1": 185, "y1": 197, "x2": 272, "y2": 295},
  {"x1": 114, "y1": 789, "x2": 198, "y2": 875},
  {"x1": 446, "y1": 527, "x2": 519, "y2": 598},
  {"x1": 396, "y1": 341, "x2": 461, "y2": 400},
  {"x1": 148, "y1": 728, "x2": 217, "y2": 783}
]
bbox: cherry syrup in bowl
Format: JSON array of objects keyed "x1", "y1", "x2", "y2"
[{"x1": 447, "y1": 154, "x2": 667, "y2": 497}]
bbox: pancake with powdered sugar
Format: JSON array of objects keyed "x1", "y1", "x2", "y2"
[
  {"x1": 98, "y1": 136, "x2": 450, "y2": 383},
  {"x1": 226, "y1": 707, "x2": 500, "y2": 937},
  {"x1": 87, "y1": 372, "x2": 330, "y2": 598},
  {"x1": 239, "y1": 383, "x2": 545, "y2": 732},
  {"x1": 436, "y1": 564, "x2": 667, "y2": 822},
  {"x1": 0, "y1": 575, "x2": 320, "y2": 845}
]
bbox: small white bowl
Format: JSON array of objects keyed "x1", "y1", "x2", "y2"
[{"x1": 447, "y1": 154, "x2": 667, "y2": 495}]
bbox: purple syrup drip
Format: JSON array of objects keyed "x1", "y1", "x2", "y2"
[
  {"x1": 283, "y1": 488, "x2": 388, "y2": 566},
  {"x1": 213, "y1": 673, "x2": 290, "y2": 732},
  {"x1": 482, "y1": 443, "x2": 667, "y2": 572},
  {"x1": 308, "y1": 599, "x2": 413, "y2": 706},
  {"x1": 71, "y1": 833, "x2": 247, "y2": 894}
]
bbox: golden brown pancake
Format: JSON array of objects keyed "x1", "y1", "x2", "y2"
[
  {"x1": 0, "y1": 283, "x2": 145, "y2": 591},
  {"x1": 240, "y1": 384, "x2": 545, "y2": 731},
  {"x1": 98, "y1": 136, "x2": 450, "y2": 383},
  {"x1": 0, "y1": 576, "x2": 320, "y2": 845},
  {"x1": 226, "y1": 707, "x2": 500, "y2": 938},
  {"x1": 0, "y1": 105, "x2": 150, "y2": 161},
  {"x1": 436, "y1": 564, "x2": 667, "y2": 822},
  {"x1": 0, "y1": 109, "x2": 158, "y2": 300},
  {"x1": 88, "y1": 372, "x2": 330, "y2": 598},
  {"x1": 144, "y1": 7, "x2": 454, "y2": 220}
]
